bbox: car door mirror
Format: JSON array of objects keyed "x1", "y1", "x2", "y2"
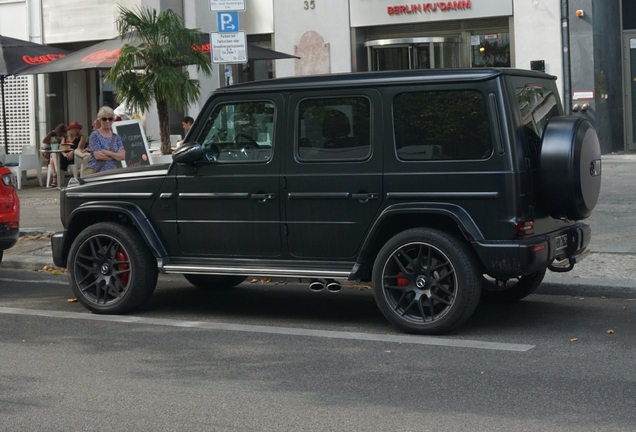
[{"x1": 173, "y1": 142, "x2": 204, "y2": 164}]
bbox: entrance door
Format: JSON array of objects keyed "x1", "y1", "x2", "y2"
[
  {"x1": 367, "y1": 37, "x2": 459, "y2": 71},
  {"x1": 624, "y1": 32, "x2": 636, "y2": 150}
]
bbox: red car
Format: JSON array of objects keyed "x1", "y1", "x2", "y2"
[{"x1": 0, "y1": 164, "x2": 19, "y2": 262}]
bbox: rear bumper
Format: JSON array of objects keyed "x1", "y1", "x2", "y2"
[
  {"x1": 0, "y1": 224, "x2": 19, "y2": 251},
  {"x1": 473, "y1": 223, "x2": 591, "y2": 278}
]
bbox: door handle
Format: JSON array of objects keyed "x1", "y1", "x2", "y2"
[
  {"x1": 251, "y1": 193, "x2": 275, "y2": 202},
  {"x1": 352, "y1": 193, "x2": 378, "y2": 202}
]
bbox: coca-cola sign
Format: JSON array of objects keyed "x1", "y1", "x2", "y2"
[
  {"x1": 81, "y1": 49, "x2": 121, "y2": 65},
  {"x1": 22, "y1": 53, "x2": 66, "y2": 66}
]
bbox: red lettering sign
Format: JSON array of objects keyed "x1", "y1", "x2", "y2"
[
  {"x1": 81, "y1": 49, "x2": 121, "y2": 65},
  {"x1": 22, "y1": 53, "x2": 66, "y2": 65},
  {"x1": 387, "y1": 1, "x2": 471, "y2": 15}
]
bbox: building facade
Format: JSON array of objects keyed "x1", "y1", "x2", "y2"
[{"x1": 0, "y1": 0, "x2": 628, "y2": 154}]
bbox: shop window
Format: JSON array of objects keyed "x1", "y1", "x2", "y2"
[
  {"x1": 393, "y1": 90, "x2": 493, "y2": 161},
  {"x1": 471, "y1": 33, "x2": 510, "y2": 67}
]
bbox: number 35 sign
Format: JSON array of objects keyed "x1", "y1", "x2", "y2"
[{"x1": 304, "y1": 0, "x2": 315, "y2": 9}]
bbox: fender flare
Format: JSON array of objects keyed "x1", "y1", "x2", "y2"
[
  {"x1": 351, "y1": 203, "x2": 484, "y2": 278},
  {"x1": 67, "y1": 201, "x2": 168, "y2": 259}
]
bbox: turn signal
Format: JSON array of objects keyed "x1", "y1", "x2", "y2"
[{"x1": 516, "y1": 220, "x2": 535, "y2": 236}]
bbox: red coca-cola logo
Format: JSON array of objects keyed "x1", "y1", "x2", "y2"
[
  {"x1": 192, "y1": 43, "x2": 211, "y2": 54},
  {"x1": 22, "y1": 53, "x2": 66, "y2": 65},
  {"x1": 81, "y1": 49, "x2": 121, "y2": 65}
]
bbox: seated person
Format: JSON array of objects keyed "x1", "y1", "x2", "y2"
[
  {"x1": 59, "y1": 121, "x2": 86, "y2": 173},
  {"x1": 42, "y1": 123, "x2": 67, "y2": 187}
]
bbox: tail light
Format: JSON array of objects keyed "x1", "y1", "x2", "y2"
[{"x1": 516, "y1": 220, "x2": 535, "y2": 236}]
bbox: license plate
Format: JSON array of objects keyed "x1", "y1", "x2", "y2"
[{"x1": 555, "y1": 234, "x2": 568, "y2": 251}]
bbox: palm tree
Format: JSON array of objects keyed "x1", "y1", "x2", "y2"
[{"x1": 106, "y1": 6, "x2": 212, "y2": 154}]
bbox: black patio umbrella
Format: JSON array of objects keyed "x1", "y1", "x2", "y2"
[
  {"x1": 0, "y1": 35, "x2": 68, "y2": 152},
  {"x1": 23, "y1": 33, "x2": 298, "y2": 75}
]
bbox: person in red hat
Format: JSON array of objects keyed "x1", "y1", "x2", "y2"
[{"x1": 60, "y1": 121, "x2": 86, "y2": 174}]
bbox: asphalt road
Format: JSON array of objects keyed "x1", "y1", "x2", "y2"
[{"x1": 1, "y1": 270, "x2": 635, "y2": 431}]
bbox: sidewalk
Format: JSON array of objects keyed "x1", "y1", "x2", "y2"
[{"x1": 4, "y1": 156, "x2": 636, "y2": 293}]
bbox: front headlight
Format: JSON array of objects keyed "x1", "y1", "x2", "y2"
[{"x1": 1, "y1": 173, "x2": 17, "y2": 188}]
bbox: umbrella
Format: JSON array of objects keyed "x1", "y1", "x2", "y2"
[
  {"x1": 22, "y1": 33, "x2": 298, "y2": 75},
  {"x1": 0, "y1": 35, "x2": 68, "y2": 152}
]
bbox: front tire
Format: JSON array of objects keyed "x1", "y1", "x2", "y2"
[
  {"x1": 372, "y1": 228, "x2": 481, "y2": 335},
  {"x1": 480, "y1": 269, "x2": 546, "y2": 303},
  {"x1": 184, "y1": 274, "x2": 247, "y2": 290},
  {"x1": 68, "y1": 222, "x2": 158, "y2": 314}
]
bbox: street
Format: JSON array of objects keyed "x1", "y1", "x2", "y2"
[{"x1": 1, "y1": 269, "x2": 635, "y2": 431}]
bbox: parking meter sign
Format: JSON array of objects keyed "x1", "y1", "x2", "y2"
[
  {"x1": 210, "y1": 31, "x2": 247, "y2": 64},
  {"x1": 210, "y1": 0, "x2": 245, "y2": 11}
]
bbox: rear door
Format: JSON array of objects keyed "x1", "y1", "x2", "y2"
[
  {"x1": 284, "y1": 89, "x2": 383, "y2": 259},
  {"x1": 176, "y1": 95, "x2": 283, "y2": 257}
]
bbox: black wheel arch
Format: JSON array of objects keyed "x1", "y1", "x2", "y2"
[
  {"x1": 351, "y1": 203, "x2": 483, "y2": 281},
  {"x1": 58, "y1": 201, "x2": 167, "y2": 268}
]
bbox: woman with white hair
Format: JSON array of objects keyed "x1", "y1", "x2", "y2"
[{"x1": 86, "y1": 106, "x2": 126, "y2": 174}]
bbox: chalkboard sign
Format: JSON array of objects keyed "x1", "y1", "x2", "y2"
[{"x1": 111, "y1": 120, "x2": 151, "y2": 168}]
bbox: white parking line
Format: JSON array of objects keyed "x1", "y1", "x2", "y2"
[
  {"x1": 0, "y1": 306, "x2": 535, "y2": 352},
  {"x1": 0, "y1": 277, "x2": 68, "y2": 286}
]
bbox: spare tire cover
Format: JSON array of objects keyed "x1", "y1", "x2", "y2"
[{"x1": 539, "y1": 117, "x2": 601, "y2": 220}]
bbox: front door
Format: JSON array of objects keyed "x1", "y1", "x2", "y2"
[
  {"x1": 176, "y1": 96, "x2": 282, "y2": 257},
  {"x1": 285, "y1": 90, "x2": 383, "y2": 259}
]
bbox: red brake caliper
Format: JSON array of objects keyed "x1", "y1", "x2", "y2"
[
  {"x1": 397, "y1": 271, "x2": 409, "y2": 287},
  {"x1": 116, "y1": 248, "x2": 130, "y2": 286}
]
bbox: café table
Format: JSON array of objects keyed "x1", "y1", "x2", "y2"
[{"x1": 40, "y1": 148, "x2": 67, "y2": 190}]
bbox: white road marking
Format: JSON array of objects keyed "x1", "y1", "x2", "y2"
[
  {"x1": 0, "y1": 277, "x2": 68, "y2": 286},
  {"x1": 0, "y1": 306, "x2": 535, "y2": 352}
]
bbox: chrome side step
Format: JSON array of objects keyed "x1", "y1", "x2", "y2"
[{"x1": 161, "y1": 264, "x2": 351, "y2": 279}]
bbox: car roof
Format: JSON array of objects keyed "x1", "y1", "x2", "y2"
[{"x1": 214, "y1": 68, "x2": 556, "y2": 95}]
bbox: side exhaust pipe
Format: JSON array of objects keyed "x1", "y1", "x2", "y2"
[
  {"x1": 326, "y1": 279, "x2": 342, "y2": 292},
  {"x1": 309, "y1": 279, "x2": 325, "y2": 291}
]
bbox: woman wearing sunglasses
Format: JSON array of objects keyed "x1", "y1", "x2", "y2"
[{"x1": 86, "y1": 106, "x2": 126, "y2": 174}]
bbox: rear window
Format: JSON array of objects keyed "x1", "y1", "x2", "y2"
[
  {"x1": 514, "y1": 79, "x2": 561, "y2": 158},
  {"x1": 393, "y1": 90, "x2": 493, "y2": 161}
]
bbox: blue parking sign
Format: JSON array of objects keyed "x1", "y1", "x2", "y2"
[{"x1": 217, "y1": 12, "x2": 239, "y2": 33}]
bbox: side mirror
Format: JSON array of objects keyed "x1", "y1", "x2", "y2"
[{"x1": 173, "y1": 142, "x2": 203, "y2": 164}]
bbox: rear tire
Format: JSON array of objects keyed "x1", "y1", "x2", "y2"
[
  {"x1": 372, "y1": 228, "x2": 481, "y2": 335},
  {"x1": 184, "y1": 274, "x2": 247, "y2": 290},
  {"x1": 480, "y1": 269, "x2": 546, "y2": 303},
  {"x1": 68, "y1": 222, "x2": 158, "y2": 314}
]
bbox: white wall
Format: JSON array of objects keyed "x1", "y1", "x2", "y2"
[
  {"x1": 274, "y1": 0, "x2": 353, "y2": 77},
  {"x1": 513, "y1": 0, "x2": 564, "y2": 99}
]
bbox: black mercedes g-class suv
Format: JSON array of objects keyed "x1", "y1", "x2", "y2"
[{"x1": 52, "y1": 68, "x2": 601, "y2": 335}]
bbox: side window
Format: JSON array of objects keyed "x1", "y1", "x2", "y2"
[
  {"x1": 297, "y1": 97, "x2": 371, "y2": 162},
  {"x1": 393, "y1": 90, "x2": 493, "y2": 161},
  {"x1": 197, "y1": 101, "x2": 274, "y2": 163},
  {"x1": 515, "y1": 83, "x2": 560, "y2": 158}
]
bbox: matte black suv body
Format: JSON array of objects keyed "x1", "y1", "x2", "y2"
[{"x1": 52, "y1": 69, "x2": 601, "y2": 334}]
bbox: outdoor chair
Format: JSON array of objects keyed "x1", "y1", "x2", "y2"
[{"x1": 0, "y1": 145, "x2": 43, "y2": 189}]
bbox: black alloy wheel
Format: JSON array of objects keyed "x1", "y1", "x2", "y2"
[
  {"x1": 480, "y1": 268, "x2": 547, "y2": 303},
  {"x1": 372, "y1": 228, "x2": 481, "y2": 335},
  {"x1": 68, "y1": 222, "x2": 158, "y2": 314},
  {"x1": 184, "y1": 274, "x2": 247, "y2": 290}
]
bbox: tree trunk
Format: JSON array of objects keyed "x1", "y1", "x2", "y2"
[{"x1": 157, "y1": 98, "x2": 171, "y2": 155}]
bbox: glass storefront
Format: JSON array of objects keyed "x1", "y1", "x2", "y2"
[{"x1": 366, "y1": 37, "x2": 459, "y2": 71}]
